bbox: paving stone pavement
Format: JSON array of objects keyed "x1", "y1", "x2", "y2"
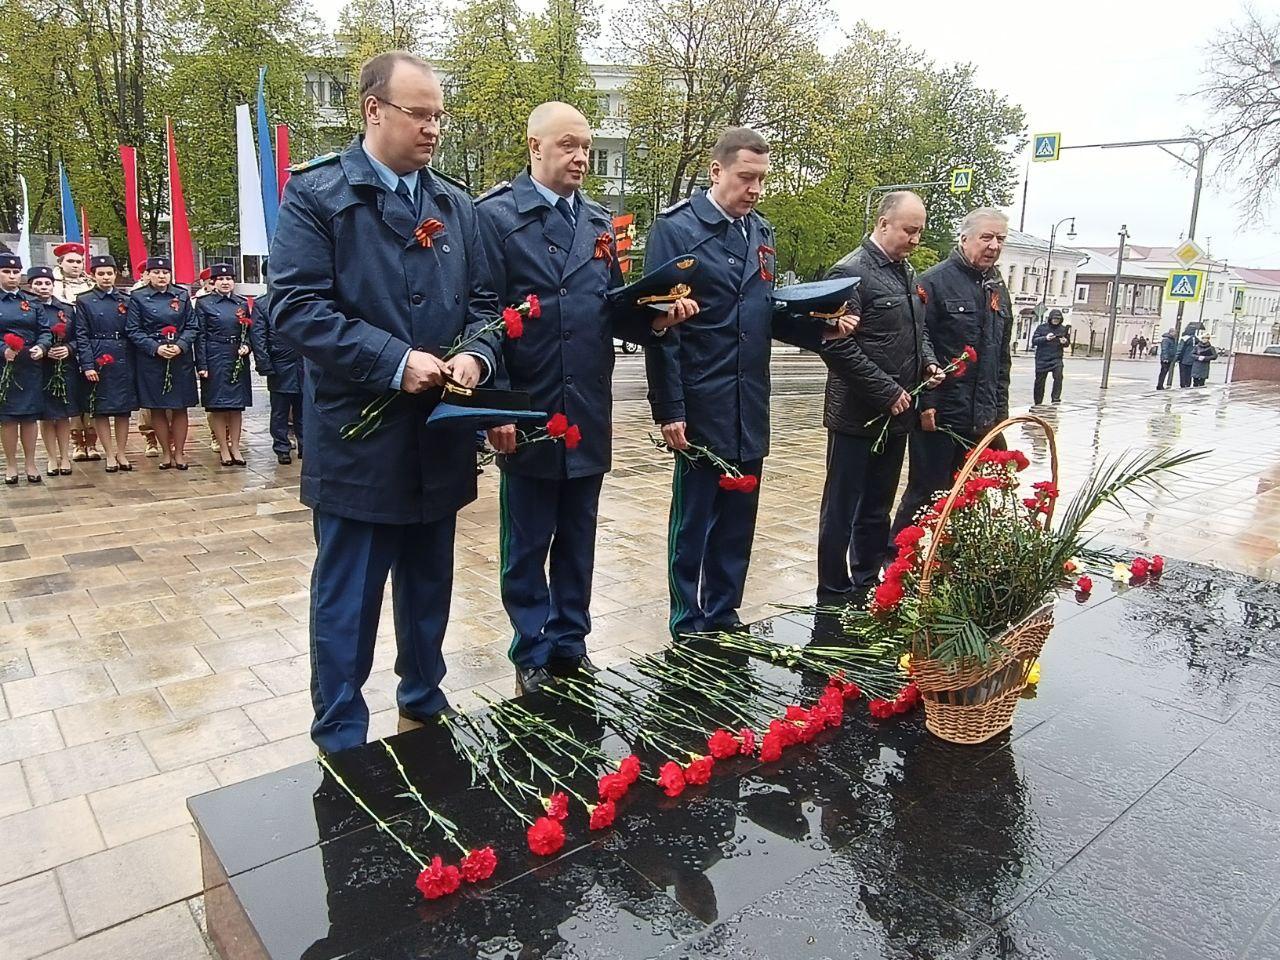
[{"x1": 2, "y1": 353, "x2": 1278, "y2": 958}]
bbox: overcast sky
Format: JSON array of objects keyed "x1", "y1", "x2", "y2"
[{"x1": 312, "y1": 0, "x2": 1278, "y2": 265}]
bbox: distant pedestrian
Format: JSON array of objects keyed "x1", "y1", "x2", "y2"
[
  {"x1": 1191, "y1": 332, "x2": 1217, "y2": 386},
  {"x1": 1176, "y1": 321, "x2": 1204, "y2": 388},
  {"x1": 1138, "y1": 335, "x2": 1148, "y2": 356},
  {"x1": 1156, "y1": 329, "x2": 1177, "y2": 389},
  {"x1": 1030, "y1": 309, "x2": 1068, "y2": 404},
  {"x1": 1129, "y1": 334, "x2": 1140, "y2": 359}
]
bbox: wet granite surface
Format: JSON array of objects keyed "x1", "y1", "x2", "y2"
[{"x1": 189, "y1": 557, "x2": 1280, "y2": 960}]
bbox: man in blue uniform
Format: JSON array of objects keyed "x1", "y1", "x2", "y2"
[
  {"x1": 644, "y1": 126, "x2": 856, "y2": 638},
  {"x1": 270, "y1": 51, "x2": 502, "y2": 753},
  {"x1": 477, "y1": 101, "x2": 698, "y2": 693},
  {"x1": 255, "y1": 285, "x2": 304, "y2": 464}
]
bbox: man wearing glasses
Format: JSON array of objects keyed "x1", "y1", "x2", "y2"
[{"x1": 270, "y1": 51, "x2": 502, "y2": 753}]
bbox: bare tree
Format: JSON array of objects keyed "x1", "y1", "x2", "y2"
[{"x1": 1195, "y1": 6, "x2": 1280, "y2": 221}]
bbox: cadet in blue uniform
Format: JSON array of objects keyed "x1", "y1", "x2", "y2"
[
  {"x1": 255, "y1": 287, "x2": 304, "y2": 464},
  {"x1": 75, "y1": 255, "x2": 138, "y2": 471},
  {"x1": 127, "y1": 255, "x2": 198, "y2": 469},
  {"x1": 0, "y1": 253, "x2": 51, "y2": 483},
  {"x1": 477, "y1": 101, "x2": 699, "y2": 693},
  {"x1": 644, "y1": 127, "x2": 856, "y2": 637},
  {"x1": 195, "y1": 263, "x2": 268, "y2": 466},
  {"x1": 27, "y1": 266, "x2": 79, "y2": 476},
  {"x1": 270, "y1": 51, "x2": 502, "y2": 753}
]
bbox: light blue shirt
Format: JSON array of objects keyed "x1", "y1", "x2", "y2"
[
  {"x1": 706, "y1": 189, "x2": 747, "y2": 239},
  {"x1": 362, "y1": 142, "x2": 490, "y2": 390},
  {"x1": 530, "y1": 175, "x2": 578, "y2": 217}
]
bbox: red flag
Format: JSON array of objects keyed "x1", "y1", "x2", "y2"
[
  {"x1": 118, "y1": 145, "x2": 149, "y2": 275},
  {"x1": 276, "y1": 125, "x2": 291, "y2": 199},
  {"x1": 166, "y1": 118, "x2": 196, "y2": 284}
]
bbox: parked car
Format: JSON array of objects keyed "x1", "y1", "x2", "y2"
[{"x1": 1262, "y1": 344, "x2": 1280, "y2": 356}]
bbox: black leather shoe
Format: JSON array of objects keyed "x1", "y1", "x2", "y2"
[
  {"x1": 277, "y1": 453, "x2": 292, "y2": 465},
  {"x1": 515, "y1": 665, "x2": 554, "y2": 695},
  {"x1": 548, "y1": 654, "x2": 600, "y2": 677},
  {"x1": 399, "y1": 704, "x2": 458, "y2": 724}
]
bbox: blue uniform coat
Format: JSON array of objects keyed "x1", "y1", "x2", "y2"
[
  {"x1": 642, "y1": 189, "x2": 823, "y2": 462},
  {"x1": 269, "y1": 136, "x2": 502, "y2": 524},
  {"x1": 0, "y1": 289, "x2": 53, "y2": 420},
  {"x1": 73, "y1": 288, "x2": 137, "y2": 417},
  {"x1": 127, "y1": 285, "x2": 199, "y2": 408},
  {"x1": 476, "y1": 172, "x2": 655, "y2": 479},
  {"x1": 37, "y1": 298, "x2": 81, "y2": 419},
  {"x1": 195, "y1": 292, "x2": 269, "y2": 410},
  {"x1": 256, "y1": 290, "x2": 303, "y2": 394}
]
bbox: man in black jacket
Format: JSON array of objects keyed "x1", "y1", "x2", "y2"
[
  {"x1": 891, "y1": 207, "x2": 1013, "y2": 534},
  {"x1": 1030, "y1": 308, "x2": 1069, "y2": 404},
  {"x1": 817, "y1": 191, "x2": 941, "y2": 605}
]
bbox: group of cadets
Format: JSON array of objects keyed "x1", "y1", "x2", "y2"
[{"x1": 0, "y1": 244, "x2": 302, "y2": 482}]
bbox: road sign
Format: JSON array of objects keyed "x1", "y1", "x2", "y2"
[
  {"x1": 1172, "y1": 239, "x2": 1205, "y2": 269},
  {"x1": 1232, "y1": 288, "x2": 1245, "y2": 315},
  {"x1": 1032, "y1": 133, "x2": 1061, "y2": 162},
  {"x1": 949, "y1": 168, "x2": 973, "y2": 194},
  {"x1": 1166, "y1": 269, "x2": 1204, "y2": 302}
]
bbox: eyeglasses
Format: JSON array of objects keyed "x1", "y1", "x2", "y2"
[{"x1": 377, "y1": 98, "x2": 450, "y2": 130}]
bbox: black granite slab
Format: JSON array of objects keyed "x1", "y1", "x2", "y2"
[{"x1": 190, "y1": 558, "x2": 1280, "y2": 960}]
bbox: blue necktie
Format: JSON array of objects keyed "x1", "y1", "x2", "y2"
[
  {"x1": 395, "y1": 178, "x2": 415, "y2": 215},
  {"x1": 556, "y1": 197, "x2": 576, "y2": 230}
]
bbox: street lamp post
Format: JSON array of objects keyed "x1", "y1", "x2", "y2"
[{"x1": 1100, "y1": 224, "x2": 1129, "y2": 390}]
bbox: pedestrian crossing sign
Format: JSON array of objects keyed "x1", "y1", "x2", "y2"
[
  {"x1": 1232, "y1": 288, "x2": 1245, "y2": 314},
  {"x1": 950, "y1": 168, "x2": 973, "y2": 194},
  {"x1": 1033, "y1": 133, "x2": 1061, "y2": 162},
  {"x1": 1166, "y1": 269, "x2": 1204, "y2": 302}
]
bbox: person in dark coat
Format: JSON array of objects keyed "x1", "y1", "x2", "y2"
[
  {"x1": 195, "y1": 263, "x2": 268, "y2": 466},
  {"x1": 255, "y1": 287, "x2": 304, "y2": 464},
  {"x1": 891, "y1": 207, "x2": 1013, "y2": 533},
  {"x1": 1190, "y1": 331, "x2": 1217, "y2": 386},
  {"x1": 127, "y1": 256, "x2": 198, "y2": 469},
  {"x1": 816, "y1": 191, "x2": 940, "y2": 606},
  {"x1": 270, "y1": 51, "x2": 503, "y2": 753},
  {"x1": 1156, "y1": 328, "x2": 1177, "y2": 389},
  {"x1": 28, "y1": 266, "x2": 78, "y2": 476},
  {"x1": 74, "y1": 255, "x2": 137, "y2": 471},
  {"x1": 476, "y1": 101, "x2": 698, "y2": 693},
  {"x1": 1175, "y1": 320, "x2": 1204, "y2": 388},
  {"x1": 1030, "y1": 308, "x2": 1069, "y2": 404},
  {"x1": 0, "y1": 253, "x2": 52, "y2": 483},
  {"x1": 644, "y1": 126, "x2": 856, "y2": 638}
]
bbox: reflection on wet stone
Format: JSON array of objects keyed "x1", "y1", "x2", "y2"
[{"x1": 190, "y1": 556, "x2": 1280, "y2": 960}]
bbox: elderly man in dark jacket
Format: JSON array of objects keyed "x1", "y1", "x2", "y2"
[
  {"x1": 270, "y1": 52, "x2": 502, "y2": 753},
  {"x1": 1030, "y1": 308, "x2": 1069, "y2": 404},
  {"x1": 892, "y1": 207, "x2": 1013, "y2": 534},
  {"x1": 1156, "y1": 328, "x2": 1177, "y2": 389},
  {"x1": 816, "y1": 191, "x2": 940, "y2": 605}
]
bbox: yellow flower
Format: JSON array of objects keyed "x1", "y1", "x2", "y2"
[
  {"x1": 898, "y1": 653, "x2": 912, "y2": 672},
  {"x1": 1026, "y1": 660, "x2": 1041, "y2": 685},
  {"x1": 1112, "y1": 562, "x2": 1132, "y2": 585}
]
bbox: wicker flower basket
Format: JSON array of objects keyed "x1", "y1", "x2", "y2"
[{"x1": 910, "y1": 415, "x2": 1058, "y2": 745}]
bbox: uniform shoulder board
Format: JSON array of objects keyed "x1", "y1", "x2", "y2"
[
  {"x1": 658, "y1": 197, "x2": 690, "y2": 217},
  {"x1": 288, "y1": 152, "x2": 340, "y2": 173},
  {"x1": 428, "y1": 167, "x2": 473, "y2": 195},
  {"x1": 475, "y1": 180, "x2": 511, "y2": 203}
]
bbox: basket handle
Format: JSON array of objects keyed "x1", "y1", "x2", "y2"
[{"x1": 917, "y1": 414, "x2": 1059, "y2": 601}]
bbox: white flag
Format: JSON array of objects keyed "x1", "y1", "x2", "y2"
[
  {"x1": 16, "y1": 175, "x2": 32, "y2": 268},
  {"x1": 236, "y1": 104, "x2": 269, "y2": 256}
]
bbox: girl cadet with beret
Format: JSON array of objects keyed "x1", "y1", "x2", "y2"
[
  {"x1": 27, "y1": 265, "x2": 79, "y2": 475},
  {"x1": 195, "y1": 263, "x2": 267, "y2": 466},
  {"x1": 0, "y1": 253, "x2": 52, "y2": 483}
]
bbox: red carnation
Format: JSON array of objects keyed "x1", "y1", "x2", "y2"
[
  {"x1": 161, "y1": 324, "x2": 178, "y2": 338},
  {"x1": 96, "y1": 354, "x2": 115, "y2": 367},
  {"x1": 117, "y1": 302, "x2": 127, "y2": 315},
  {"x1": 718, "y1": 474, "x2": 738, "y2": 491},
  {"x1": 657, "y1": 760, "x2": 686, "y2": 797},
  {"x1": 1150, "y1": 555, "x2": 1165, "y2": 576},
  {"x1": 684, "y1": 755, "x2": 714, "y2": 786},
  {"x1": 3, "y1": 333, "x2": 25, "y2": 352},
  {"x1": 758, "y1": 731, "x2": 784, "y2": 763},
  {"x1": 895, "y1": 526, "x2": 926, "y2": 549},
  {"x1": 459, "y1": 846, "x2": 498, "y2": 883},
  {"x1": 962, "y1": 345, "x2": 978, "y2": 363},
  {"x1": 588, "y1": 800, "x2": 617, "y2": 831},
  {"x1": 598, "y1": 772, "x2": 630, "y2": 802},
  {"x1": 546, "y1": 413, "x2": 569, "y2": 437},
  {"x1": 526, "y1": 816, "x2": 565, "y2": 856},
  {"x1": 543, "y1": 791, "x2": 569, "y2": 821},
  {"x1": 738, "y1": 728, "x2": 757, "y2": 755},
  {"x1": 784, "y1": 704, "x2": 808, "y2": 723},
  {"x1": 952, "y1": 360, "x2": 968, "y2": 378},
  {"x1": 564, "y1": 424, "x2": 582, "y2": 450},
  {"x1": 238, "y1": 315, "x2": 253, "y2": 327},
  {"x1": 737, "y1": 474, "x2": 759, "y2": 493},
  {"x1": 169, "y1": 298, "x2": 180, "y2": 311},
  {"x1": 868, "y1": 698, "x2": 895, "y2": 720},
  {"x1": 873, "y1": 579, "x2": 905, "y2": 609},
  {"x1": 1130, "y1": 556, "x2": 1150, "y2": 579},
  {"x1": 707, "y1": 729, "x2": 740, "y2": 760},
  {"x1": 1032, "y1": 480, "x2": 1058, "y2": 499},
  {"x1": 525, "y1": 293, "x2": 542, "y2": 318},
  {"x1": 503, "y1": 306, "x2": 524, "y2": 338},
  {"x1": 1076, "y1": 574, "x2": 1093, "y2": 594},
  {"x1": 19, "y1": 300, "x2": 30, "y2": 312},
  {"x1": 51, "y1": 321, "x2": 68, "y2": 340},
  {"x1": 415, "y1": 856, "x2": 462, "y2": 899},
  {"x1": 618, "y1": 755, "x2": 641, "y2": 785},
  {"x1": 1010, "y1": 450, "x2": 1030, "y2": 471}
]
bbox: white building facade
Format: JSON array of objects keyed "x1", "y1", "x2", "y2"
[{"x1": 994, "y1": 229, "x2": 1086, "y2": 350}]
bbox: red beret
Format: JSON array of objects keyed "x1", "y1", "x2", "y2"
[
  {"x1": 199, "y1": 268, "x2": 211, "y2": 281},
  {"x1": 53, "y1": 242, "x2": 85, "y2": 258}
]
